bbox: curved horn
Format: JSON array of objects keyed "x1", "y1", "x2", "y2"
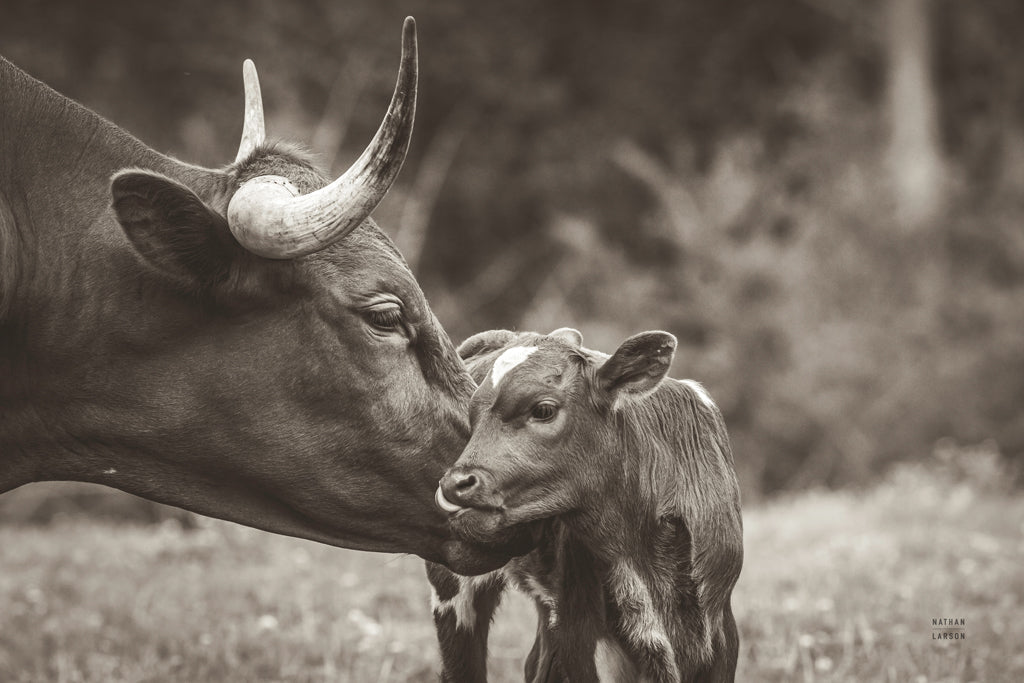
[
  {"x1": 235, "y1": 59, "x2": 266, "y2": 163},
  {"x1": 227, "y1": 17, "x2": 418, "y2": 259}
]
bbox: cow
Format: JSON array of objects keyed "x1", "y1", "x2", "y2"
[
  {"x1": 0, "y1": 18, "x2": 512, "y2": 575},
  {"x1": 429, "y1": 328, "x2": 744, "y2": 682}
]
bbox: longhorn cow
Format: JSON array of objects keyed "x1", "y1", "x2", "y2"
[{"x1": 0, "y1": 19, "x2": 507, "y2": 574}]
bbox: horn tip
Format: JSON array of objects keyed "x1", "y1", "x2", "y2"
[{"x1": 402, "y1": 16, "x2": 417, "y2": 48}]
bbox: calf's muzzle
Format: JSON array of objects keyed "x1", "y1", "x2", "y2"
[{"x1": 436, "y1": 466, "x2": 499, "y2": 512}]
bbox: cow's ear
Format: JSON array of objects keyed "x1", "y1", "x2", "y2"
[
  {"x1": 458, "y1": 329, "x2": 518, "y2": 361},
  {"x1": 597, "y1": 331, "x2": 677, "y2": 400},
  {"x1": 548, "y1": 327, "x2": 583, "y2": 347},
  {"x1": 111, "y1": 170, "x2": 240, "y2": 289}
]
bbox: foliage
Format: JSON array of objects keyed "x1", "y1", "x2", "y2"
[{"x1": 2, "y1": 0, "x2": 1022, "y2": 495}]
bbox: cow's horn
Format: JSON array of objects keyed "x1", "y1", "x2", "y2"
[
  {"x1": 226, "y1": 17, "x2": 418, "y2": 259},
  {"x1": 235, "y1": 59, "x2": 266, "y2": 163}
]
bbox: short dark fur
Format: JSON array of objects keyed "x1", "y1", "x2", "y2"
[{"x1": 430, "y1": 330, "x2": 743, "y2": 682}]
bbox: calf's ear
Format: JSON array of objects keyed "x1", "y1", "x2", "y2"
[
  {"x1": 458, "y1": 329, "x2": 518, "y2": 360},
  {"x1": 111, "y1": 170, "x2": 240, "y2": 289},
  {"x1": 549, "y1": 327, "x2": 583, "y2": 347},
  {"x1": 597, "y1": 331, "x2": 677, "y2": 400}
]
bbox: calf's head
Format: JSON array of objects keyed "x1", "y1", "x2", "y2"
[{"x1": 437, "y1": 328, "x2": 677, "y2": 545}]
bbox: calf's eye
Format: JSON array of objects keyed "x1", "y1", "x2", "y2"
[{"x1": 530, "y1": 401, "x2": 558, "y2": 422}]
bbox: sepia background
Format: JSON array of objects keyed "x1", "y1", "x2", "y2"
[{"x1": 2, "y1": 0, "x2": 1022, "y2": 681}]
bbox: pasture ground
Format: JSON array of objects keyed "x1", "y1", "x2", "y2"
[{"x1": 1, "y1": 463, "x2": 1021, "y2": 682}]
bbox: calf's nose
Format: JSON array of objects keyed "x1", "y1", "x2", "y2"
[
  {"x1": 450, "y1": 469, "x2": 479, "y2": 495},
  {"x1": 438, "y1": 466, "x2": 493, "y2": 510}
]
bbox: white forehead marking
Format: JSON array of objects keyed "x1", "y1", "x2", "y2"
[{"x1": 490, "y1": 346, "x2": 538, "y2": 387}]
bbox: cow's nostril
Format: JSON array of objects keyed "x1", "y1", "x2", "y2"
[{"x1": 455, "y1": 473, "x2": 478, "y2": 491}]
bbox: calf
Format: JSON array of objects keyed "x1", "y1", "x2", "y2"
[{"x1": 430, "y1": 328, "x2": 743, "y2": 682}]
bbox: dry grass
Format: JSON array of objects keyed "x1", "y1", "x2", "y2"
[{"x1": 1, "y1": 464, "x2": 1021, "y2": 682}]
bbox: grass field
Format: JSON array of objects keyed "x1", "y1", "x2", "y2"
[{"x1": 1, "y1": 461, "x2": 1021, "y2": 682}]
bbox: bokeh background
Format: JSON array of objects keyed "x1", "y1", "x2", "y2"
[{"x1": 2, "y1": 1, "x2": 1022, "y2": 681}]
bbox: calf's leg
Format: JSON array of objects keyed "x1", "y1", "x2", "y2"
[
  {"x1": 692, "y1": 600, "x2": 739, "y2": 683},
  {"x1": 426, "y1": 561, "x2": 505, "y2": 683},
  {"x1": 524, "y1": 606, "x2": 567, "y2": 683}
]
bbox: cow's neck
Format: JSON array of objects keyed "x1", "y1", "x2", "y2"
[
  {"x1": 0, "y1": 57, "x2": 227, "y2": 320},
  {"x1": 0, "y1": 57, "x2": 231, "y2": 488},
  {"x1": 0, "y1": 58, "x2": 223, "y2": 221}
]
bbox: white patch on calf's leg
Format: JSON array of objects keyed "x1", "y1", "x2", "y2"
[
  {"x1": 522, "y1": 574, "x2": 559, "y2": 628},
  {"x1": 490, "y1": 346, "x2": 538, "y2": 387},
  {"x1": 451, "y1": 575, "x2": 479, "y2": 632},
  {"x1": 607, "y1": 560, "x2": 679, "y2": 680},
  {"x1": 594, "y1": 638, "x2": 641, "y2": 683},
  {"x1": 432, "y1": 572, "x2": 501, "y2": 633},
  {"x1": 429, "y1": 585, "x2": 443, "y2": 613}
]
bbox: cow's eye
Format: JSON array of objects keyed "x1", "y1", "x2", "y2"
[
  {"x1": 530, "y1": 401, "x2": 558, "y2": 422},
  {"x1": 365, "y1": 304, "x2": 404, "y2": 332}
]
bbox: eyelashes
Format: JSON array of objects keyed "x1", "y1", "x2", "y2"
[
  {"x1": 530, "y1": 401, "x2": 558, "y2": 422},
  {"x1": 366, "y1": 306, "x2": 404, "y2": 331},
  {"x1": 364, "y1": 307, "x2": 403, "y2": 333}
]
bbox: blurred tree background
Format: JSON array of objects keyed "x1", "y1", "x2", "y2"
[{"x1": 2, "y1": 0, "x2": 1022, "y2": 511}]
